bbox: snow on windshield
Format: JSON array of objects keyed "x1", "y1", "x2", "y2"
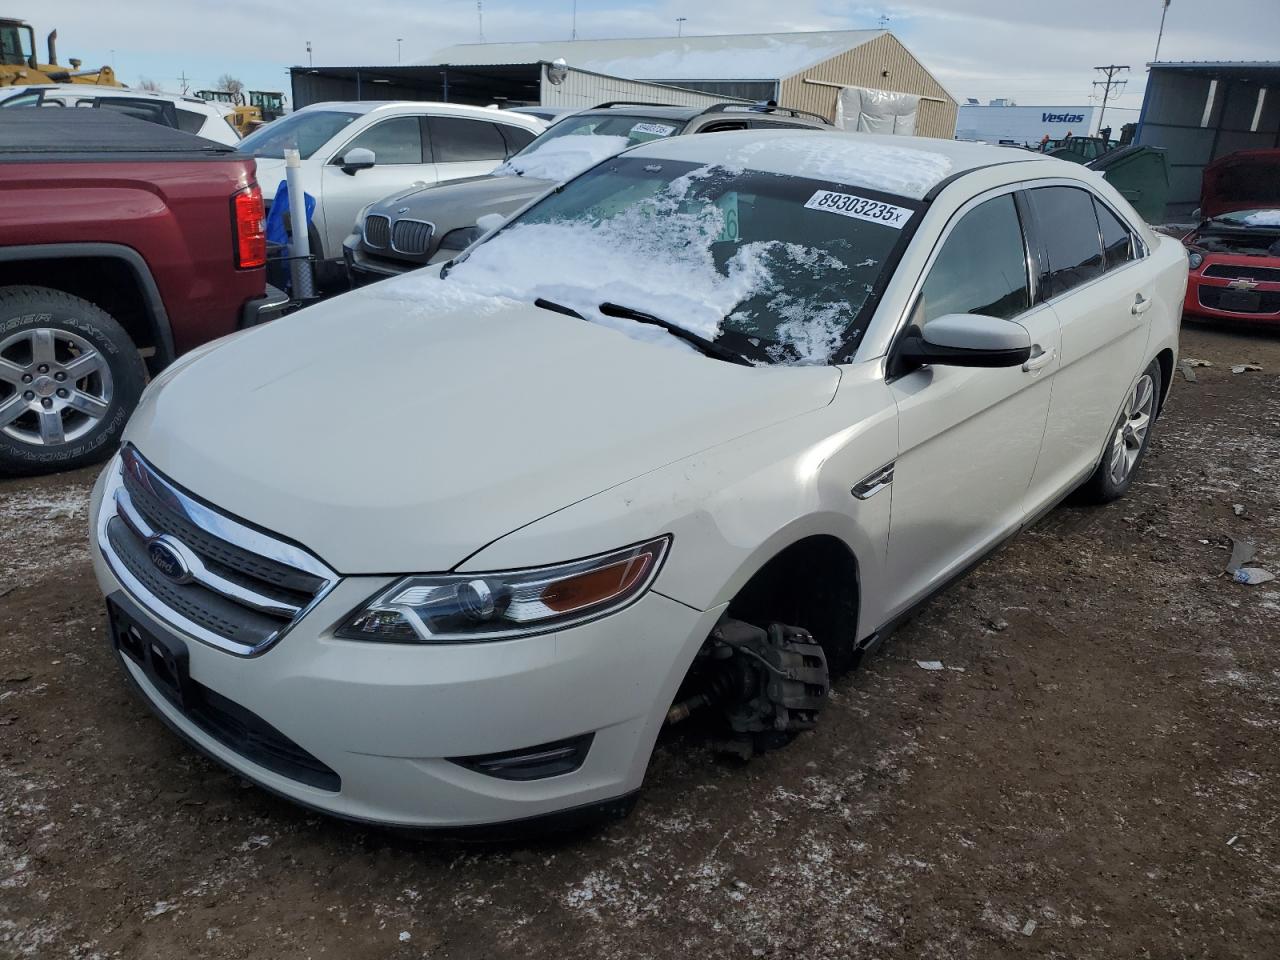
[
  {"x1": 492, "y1": 135, "x2": 630, "y2": 183},
  {"x1": 724, "y1": 136, "x2": 952, "y2": 200},
  {"x1": 376, "y1": 162, "x2": 899, "y2": 365},
  {"x1": 1235, "y1": 209, "x2": 1280, "y2": 227}
]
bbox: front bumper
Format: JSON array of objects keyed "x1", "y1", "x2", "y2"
[
  {"x1": 88, "y1": 463, "x2": 720, "y2": 828},
  {"x1": 1183, "y1": 264, "x2": 1280, "y2": 323},
  {"x1": 342, "y1": 235, "x2": 415, "y2": 286}
]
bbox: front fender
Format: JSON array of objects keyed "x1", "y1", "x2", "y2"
[{"x1": 459, "y1": 362, "x2": 901, "y2": 638}]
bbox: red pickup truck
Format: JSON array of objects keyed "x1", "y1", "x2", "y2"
[{"x1": 0, "y1": 111, "x2": 287, "y2": 475}]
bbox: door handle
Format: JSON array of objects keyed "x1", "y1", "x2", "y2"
[
  {"x1": 1022, "y1": 345, "x2": 1054, "y2": 373},
  {"x1": 1131, "y1": 294, "x2": 1152, "y2": 315}
]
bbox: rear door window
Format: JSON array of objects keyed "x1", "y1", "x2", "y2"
[
  {"x1": 428, "y1": 116, "x2": 509, "y2": 162},
  {"x1": 343, "y1": 117, "x2": 424, "y2": 164},
  {"x1": 915, "y1": 193, "x2": 1031, "y2": 324},
  {"x1": 1094, "y1": 198, "x2": 1135, "y2": 270},
  {"x1": 1026, "y1": 186, "x2": 1105, "y2": 298}
]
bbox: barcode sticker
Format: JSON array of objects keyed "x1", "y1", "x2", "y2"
[
  {"x1": 631, "y1": 122, "x2": 677, "y2": 137},
  {"x1": 804, "y1": 190, "x2": 914, "y2": 229}
]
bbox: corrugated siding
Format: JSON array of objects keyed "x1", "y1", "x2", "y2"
[
  {"x1": 777, "y1": 33, "x2": 958, "y2": 138},
  {"x1": 540, "y1": 66, "x2": 749, "y2": 110}
]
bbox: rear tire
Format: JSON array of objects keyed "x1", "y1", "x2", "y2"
[
  {"x1": 0, "y1": 286, "x2": 146, "y2": 476},
  {"x1": 1076, "y1": 358, "x2": 1161, "y2": 504}
]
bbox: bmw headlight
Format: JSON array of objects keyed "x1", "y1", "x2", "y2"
[{"x1": 336, "y1": 536, "x2": 670, "y2": 643}]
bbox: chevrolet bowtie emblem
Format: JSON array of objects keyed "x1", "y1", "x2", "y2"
[{"x1": 1227, "y1": 279, "x2": 1259, "y2": 290}]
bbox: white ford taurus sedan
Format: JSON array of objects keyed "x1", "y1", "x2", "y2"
[{"x1": 88, "y1": 131, "x2": 1185, "y2": 831}]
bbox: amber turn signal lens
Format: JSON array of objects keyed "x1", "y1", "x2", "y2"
[{"x1": 540, "y1": 554, "x2": 654, "y2": 613}]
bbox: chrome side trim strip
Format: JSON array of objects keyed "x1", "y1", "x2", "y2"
[{"x1": 852, "y1": 463, "x2": 895, "y2": 500}]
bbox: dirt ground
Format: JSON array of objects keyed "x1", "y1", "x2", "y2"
[{"x1": 2, "y1": 324, "x2": 1278, "y2": 960}]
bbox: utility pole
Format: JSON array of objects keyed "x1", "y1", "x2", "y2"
[
  {"x1": 571, "y1": 0, "x2": 577, "y2": 40},
  {"x1": 177, "y1": 71, "x2": 190, "y2": 95},
  {"x1": 878, "y1": 12, "x2": 890, "y2": 29},
  {"x1": 1092, "y1": 64, "x2": 1130, "y2": 131},
  {"x1": 477, "y1": 1, "x2": 485, "y2": 42},
  {"x1": 1152, "y1": 0, "x2": 1171, "y2": 64},
  {"x1": 676, "y1": 17, "x2": 687, "y2": 37},
  {"x1": 305, "y1": 41, "x2": 312, "y2": 67},
  {"x1": 396, "y1": 38, "x2": 403, "y2": 63}
]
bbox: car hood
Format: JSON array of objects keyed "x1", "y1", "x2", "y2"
[
  {"x1": 124, "y1": 289, "x2": 840, "y2": 574},
  {"x1": 1201, "y1": 150, "x2": 1280, "y2": 219},
  {"x1": 367, "y1": 173, "x2": 550, "y2": 220}
]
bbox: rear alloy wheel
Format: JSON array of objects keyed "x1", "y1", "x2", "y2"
[
  {"x1": 0, "y1": 287, "x2": 146, "y2": 476},
  {"x1": 1076, "y1": 358, "x2": 1161, "y2": 504}
]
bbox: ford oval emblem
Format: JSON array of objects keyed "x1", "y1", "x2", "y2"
[{"x1": 147, "y1": 538, "x2": 193, "y2": 585}]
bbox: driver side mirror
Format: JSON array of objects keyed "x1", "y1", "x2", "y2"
[
  {"x1": 340, "y1": 147, "x2": 376, "y2": 175},
  {"x1": 475, "y1": 213, "x2": 506, "y2": 233},
  {"x1": 895, "y1": 313, "x2": 1032, "y2": 371}
]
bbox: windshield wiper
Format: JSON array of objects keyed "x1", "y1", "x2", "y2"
[
  {"x1": 534, "y1": 297, "x2": 585, "y2": 320},
  {"x1": 598, "y1": 302, "x2": 752, "y2": 366}
]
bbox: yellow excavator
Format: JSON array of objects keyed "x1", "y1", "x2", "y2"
[
  {"x1": 0, "y1": 17, "x2": 118, "y2": 87},
  {"x1": 196, "y1": 89, "x2": 262, "y2": 136}
]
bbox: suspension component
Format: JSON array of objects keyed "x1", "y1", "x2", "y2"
[{"x1": 666, "y1": 617, "x2": 830, "y2": 751}]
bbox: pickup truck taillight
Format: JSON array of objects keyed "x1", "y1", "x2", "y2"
[{"x1": 232, "y1": 184, "x2": 267, "y2": 269}]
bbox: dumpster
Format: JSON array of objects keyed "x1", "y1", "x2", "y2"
[{"x1": 1087, "y1": 145, "x2": 1170, "y2": 223}]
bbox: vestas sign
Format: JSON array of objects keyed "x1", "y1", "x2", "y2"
[{"x1": 1042, "y1": 112, "x2": 1086, "y2": 123}]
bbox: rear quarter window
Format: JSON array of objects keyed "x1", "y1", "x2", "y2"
[{"x1": 176, "y1": 109, "x2": 206, "y2": 135}]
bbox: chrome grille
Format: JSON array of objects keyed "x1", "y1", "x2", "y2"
[
  {"x1": 363, "y1": 214, "x2": 391, "y2": 249},
  {"x1": 97, "y1": 447, "x2": 337, "y2": 656},
  {"x1": 1203, "y1": 263, "x2": 1280, "y2": 284},
  {"x1": 391, "y1": 218, "x2": 434, "y2": 256}
]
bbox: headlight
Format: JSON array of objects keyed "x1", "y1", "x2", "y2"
[
  {"x1": 336, "y1": 536, "x2": 670, "y2": 643},
  {"x1": 437, "y1": 226, "x2": 482, "y2": 252},
  {"x1": 1187, "y1": 250, "x2": 1204, "y2": 269}
]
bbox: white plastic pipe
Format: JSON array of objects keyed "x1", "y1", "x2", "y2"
[{"x1": 283, "y1": 148, "x2": 315, "y2": 299}]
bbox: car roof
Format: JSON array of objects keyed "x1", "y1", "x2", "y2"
[
  {"x1": 623, "y1": 129, "x2": 1055, "y2": 199},
  {"x1": 5, "y1": 84, "x2": 217, "y2": 108},
  {"x1": 298, "y1": 100, "x2": 543, "y2": 126}
]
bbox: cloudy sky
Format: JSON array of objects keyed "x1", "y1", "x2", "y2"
[{"x1": 12, "y1": 0, "x2": 1277, "y2": 110}]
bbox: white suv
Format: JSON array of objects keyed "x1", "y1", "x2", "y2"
[
  {"x1": 235, "y1": 101, "x2": 544, "y2": 277},
  {"x1": 88, "y1": 131, "x2": 1185, "y2": 831},
  {"x1": 0, "y1": 84, "x2": 241, "y2": 145}
]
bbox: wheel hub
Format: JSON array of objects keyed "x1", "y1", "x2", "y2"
[{"x1": 32, "y1": 374, "x2": 57, "y2": 398}]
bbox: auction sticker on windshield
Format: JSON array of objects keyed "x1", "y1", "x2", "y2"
[
  {"x1": 631, "y1": 122, "x2": 677, "y2": 138},
  {"x1": 804, "y1": 190, "x2": 914, "y2": 229}
]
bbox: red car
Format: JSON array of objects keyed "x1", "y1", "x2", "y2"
[{"x1": 1182, "y1": 149, "x2": 1280, "y2": 325}]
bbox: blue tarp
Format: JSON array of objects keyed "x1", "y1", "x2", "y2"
[{"x1": 265, "y1": 180, "x2": 316, "y2": 246}]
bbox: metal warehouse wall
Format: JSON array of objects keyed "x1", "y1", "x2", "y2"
[
  {"x1": 777, "y1": 33, "x2": 957, "y2": 137},
  {"x1": 1138, "y1": 67, "x2": 1280, "y2": 216},
  {"x1": 540, "y1": 66, "x2": 749, "y2": 110}
]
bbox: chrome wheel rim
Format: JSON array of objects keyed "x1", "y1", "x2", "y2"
[
  {"x1": 1108, "y1": 373, "x2": 1154, "y2": 486},
  {"x1": 0, "y1": 328, "x2": 113, "y2": 447}
]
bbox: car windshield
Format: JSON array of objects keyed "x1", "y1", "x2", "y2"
[
  {"x1": 442, "y1": 156, "x2": 916, "y2": 365},
  {"x1": 493, "y1": 113, "x2": 688, "y2": 183},
  {"x1": 237, "y1": 110, "x2": 360, "y2": 159},
  {"x1": 1212, "y1": 208, "x2": 1280, "y2": 228}
]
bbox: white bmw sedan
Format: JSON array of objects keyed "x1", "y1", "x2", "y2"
[{"x1": 88, "y1": 131, "x2": 1185, "y2": 831}]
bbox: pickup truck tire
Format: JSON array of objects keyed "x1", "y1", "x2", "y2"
[{"x1": 0, "y1": 286, "x2": 147, "y2": 476}]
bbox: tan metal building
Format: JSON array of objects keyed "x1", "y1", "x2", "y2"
[{"x1": 293, "y1": 31, "x2": 958, "y2": 138}]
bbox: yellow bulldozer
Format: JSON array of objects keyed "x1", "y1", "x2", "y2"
[{"x1": 0, "y1": 17, "x2": 119, "y2": 87}]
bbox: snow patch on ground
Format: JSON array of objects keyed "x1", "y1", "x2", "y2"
[
  {"x1": 0, "y1": 483, "x2": 92, "y2": 587},
  {"x1": 493, "y1": 135, "x2": 629, "y2": 183}
]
